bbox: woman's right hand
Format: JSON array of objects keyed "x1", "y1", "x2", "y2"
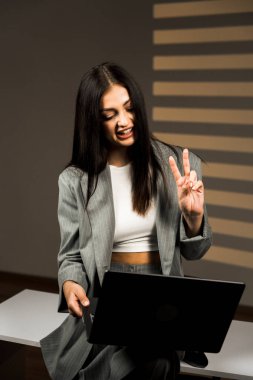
[{"x1": 63, "y1": 280, "x2": 90, "y2": 318}]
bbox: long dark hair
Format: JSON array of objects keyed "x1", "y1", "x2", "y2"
[{"x1": 68, "y1": 62, "x2": 165, "y2": 215}]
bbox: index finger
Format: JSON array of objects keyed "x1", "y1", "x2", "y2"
[
  {"x1": 169, "y1": 155, "x2": 182, "y2": 182},
  {"x1": 183, "y1": 148, "x2": 190, "y2": 177}
]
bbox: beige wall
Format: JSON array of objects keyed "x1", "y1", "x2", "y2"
[{"x1": 0, "y1": 0, "x2": 252, "y2": 306}]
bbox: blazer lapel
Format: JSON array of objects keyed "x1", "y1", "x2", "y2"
[
  {"x1": 85, "y1": 166, "x2": 115, "y2": 285},
  {"x1": 156, "y1": 163, "x2": 180, "y2": 275}
]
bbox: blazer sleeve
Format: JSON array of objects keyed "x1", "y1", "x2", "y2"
[
  {"x1": 179, "y1": 151, "x2": 212, "y2": 260},
  {"x1": 57, "y1": 171, "x2": 88, "y2": 312}
]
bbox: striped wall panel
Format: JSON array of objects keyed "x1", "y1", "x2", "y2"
[{"x1": 152, "y1": 0, "x2": 253, "y2": 269}]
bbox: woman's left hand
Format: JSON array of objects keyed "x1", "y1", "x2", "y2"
[{"x1": 169, "y1": 148, "x2": 204, "y2": 236}]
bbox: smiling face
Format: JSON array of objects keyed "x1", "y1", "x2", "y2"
[{"x1": 100, "y1": 84, "x2": 136, "y2": 152}]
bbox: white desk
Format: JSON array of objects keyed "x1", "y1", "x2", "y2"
[
  {"x1": 0, "y1": 290, "x2": 253, "y2": 380},
  {"x1": 0, "y1": 289, "x2": 67, "y2": 347},
  {"x1": 180, "y1": 319, "x2": 253, "y2": 380}
]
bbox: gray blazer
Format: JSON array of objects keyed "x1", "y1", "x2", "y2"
[{"x1": 40, "y1": 141, "x2": 212, "y2": 380}]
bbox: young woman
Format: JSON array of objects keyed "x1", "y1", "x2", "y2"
[{"x1": 41, "y1": 62, "x2": 212, "y2": 380}]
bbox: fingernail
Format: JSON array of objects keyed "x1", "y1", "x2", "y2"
[{"x1": 83, "y1": 300, "x2": 89, "y2": 307}]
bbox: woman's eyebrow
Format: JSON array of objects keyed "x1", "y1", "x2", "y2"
[
  {"x1": 100, "y1": 107, "x2": 115, "y2": 112},
  {"x1": 101, "y1": 99, "x2": 131, "y2": 112}
]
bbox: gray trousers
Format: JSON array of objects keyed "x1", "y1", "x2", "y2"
[{"x1": 76, "y1": 262, "x2": 181, "y2": 380}]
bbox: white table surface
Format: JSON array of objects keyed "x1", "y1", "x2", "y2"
[
  {"x1": 0, "y1": 289, "x2": 67, "y2": 347},
  {"x1": 0, "y1": 290, "x2": 252, "y2": 379},
  {"x1": 180, "y1": 319, "x2": 253, "y2": 380}
]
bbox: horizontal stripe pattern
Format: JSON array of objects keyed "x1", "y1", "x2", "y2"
[
  {"x1": 152, "y1": 121, "x2": 253, "y2": 138},
  {"x1": 153, "y1": 82, "x2": 253, "y2": 97},
  {"x1": 153, "y1": 0, "x2": 253, "y2": 19},
  {"x1": 154, "y1": 25, "x2": 253, "y2": 45},
  {"x1": 203, "y1": 246, "x2": 253, "y2": 269},
  {"x1": 203, "y1": 162, "x2": 253, "y2": 182},
  {"x1": 209, "y1": 217, "x2": 253, "y2": 239},
  {"x1": 207, "y1": 204, "x2": 253, "y2": 224},
  {"x1": 153, "y1": 132, "x2": 253, "y2": 153},
  {"x1": 153, "y1": 70, "x2": 253, "y2": 83},
  {"x1": 153, "y1": 2, "x2": 253, "y2": 272},
  {"x1": 153, "y1": 54, "x2": 253, "y2": 70},
  {"x1": 205, "y1": 178, "x2": 253, "y2": 195},
  {"x1": 213, "y1": 233, "x2": 252, "y2": 252},
  {"x1": 153, "y1": 107, "x2": 253, "y2": 125},
  {"x1": 206, "y1": 190, "x2": 253, "y2": 211},
  {"x1": 153, "y1": 96, "x2": 253, "y2": 111}
]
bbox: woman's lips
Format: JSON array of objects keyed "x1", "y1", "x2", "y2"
[{"x1": 116, "y1": 127, "x2": 134, "y2": 140}]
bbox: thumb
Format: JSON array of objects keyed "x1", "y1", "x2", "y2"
[{"x1": 76, "y1": 286, "x2": 90, "y2": 307}]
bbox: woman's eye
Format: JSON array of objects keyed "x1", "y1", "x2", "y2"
[{"x1": 102, "y1": 114, "x2": 115, "y2": 121}]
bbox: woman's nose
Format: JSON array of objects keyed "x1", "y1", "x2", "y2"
[{"x1": 117, "y1": 111, "x2": 129, "y2": 127}]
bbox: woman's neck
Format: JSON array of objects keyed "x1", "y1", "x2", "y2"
[{"x1": 107, "y1": 147, "x2": 131, "y2": 167}]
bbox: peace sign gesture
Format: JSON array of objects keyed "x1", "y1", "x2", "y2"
[{"x1": 169, "y1": 148, "x2": 204, "y2": 236}]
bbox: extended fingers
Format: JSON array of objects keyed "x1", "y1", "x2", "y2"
[
  {"x1": 169, "y1": 148, "x2": 190, "y2": 179},
  {"x1": 183, "y1": 149, "x2": 190, "y2": 177},
  {"x1": 169, "y1": 155, "x2": 182, "y2": 182}
]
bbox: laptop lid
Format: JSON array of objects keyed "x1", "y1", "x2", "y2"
[{"x1": 83, "y1": 271, "x2": 245, "y2": 353}]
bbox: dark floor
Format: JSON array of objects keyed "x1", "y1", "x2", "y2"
[
  {"x1": 1, "y1": 271, "x2": 253, "y2": 380},
  {"x1": 0, "y1": 271, "x2": 59, "y2": 304}
]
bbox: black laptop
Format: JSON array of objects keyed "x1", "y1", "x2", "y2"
[{"x1": 83, "y1": 270, "x2": 245, "y2": 353}]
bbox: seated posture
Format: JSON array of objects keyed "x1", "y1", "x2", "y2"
[{"x1": 41, "y1": 62, "x2": 212, "y2": 380}]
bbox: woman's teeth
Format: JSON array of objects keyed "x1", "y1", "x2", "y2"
[{"x1": 117, "y1": 128, "x2": 132, "y2": 135}]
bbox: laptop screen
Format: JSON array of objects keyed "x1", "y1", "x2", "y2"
[{"x1": 83, "y1": 271, "x2": 245, "y2": 353}]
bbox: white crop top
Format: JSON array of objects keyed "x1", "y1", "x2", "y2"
[{"x1": 109, "y1": 163, "x2": 158, "y2": 252}]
